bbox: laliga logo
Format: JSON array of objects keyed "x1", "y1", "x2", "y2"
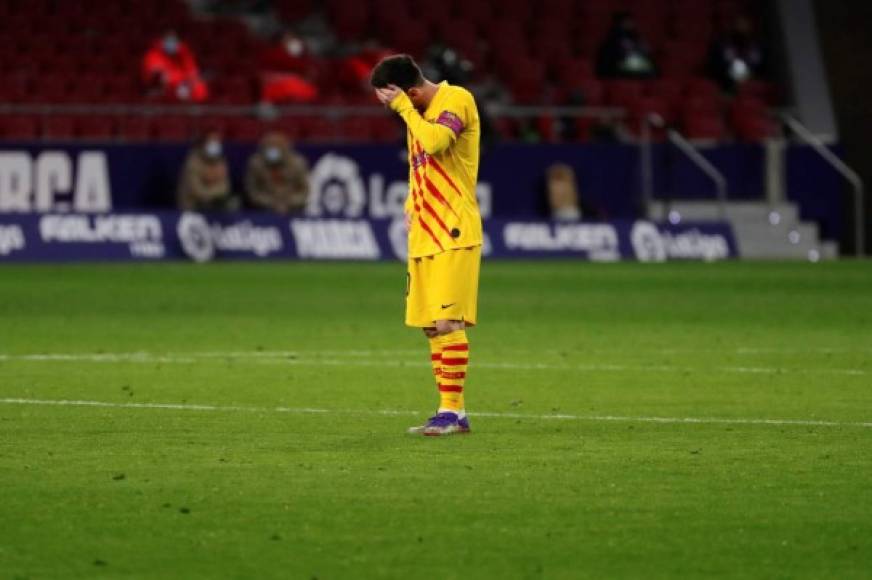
[
  {"x1": 177, "y1": 212, "x2": 214, "y2": 263},
  {"x1": 0, "y1": 224, "x2": 25, "y2": 256},
  {"x1": 306, "y1": 153, "x2": 367, "y2": 217},
  {"x1": 630, "y1": 221, "x2": 667, "y2": 262}
]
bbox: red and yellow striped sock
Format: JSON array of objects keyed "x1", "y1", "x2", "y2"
[
  {"x1": 428, "y1": 335, "x2": 442, "y2": 384},
  {"x1": 436, "y1": 329, "x2": 468, "y2": 413}
]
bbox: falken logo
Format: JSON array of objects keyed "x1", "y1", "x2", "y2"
[
  {"x1": 39, "y1": 214, "x2": 164, "y2": 257},
  {"x1": 0, "y1": 225, "x2": 25, "y2": 256},
  {"x1": 503, "y1": 222, "x2": 620, "y2": 261},
  {"x1": 177, "y1": 213, "x2": 283, "y2": 263}
]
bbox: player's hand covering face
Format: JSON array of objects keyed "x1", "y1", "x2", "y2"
[{"x1": 375, "y1": 84, "x2": 402, "y2": 105}]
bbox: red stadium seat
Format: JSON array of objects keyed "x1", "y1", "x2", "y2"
[
  {"x1": 69, "y1": 77, "x2": 109, "y2": 104},
  {"x1": 0, "y1": 73, "x2": 30, "y2": 102},
  {"x1": 42, "y1": 116, "x2": 77, "y2": 139},
  {"x1": 33, "y1": 78, "x2": 71, "y2": 103},
  {"x1": 275, "y1": 0, "x2": 315, "y2": 24},
  {"x1": 454, "y1": 1, "x2": 494, "y2": 28},
  {"x1": 371, "y1": 116, "x2": 402, "y2": 143},
  {"x1": 507, "y1": 58, "x2": 547, "y2": 104},
  {"x1": 737, "y1": 80, "x2": 780, "y2": 105},
  {"x1": 0, "y1": 116, "x2": 40, "y2": 140},
  {"x1": 152, "y1": 116, "x2": 194, "y2": 142},
  {"x1": 301, "y1": 117, "x2": 337, "y2": 142},
  {"x1": 682, "y1": 111, "x2": 727, "y2": 141},
  {"x1": 495, "y1": 0, "x2": 534, "y2": 22},
  {"x1": 341, "y1": 116, "x2": 374, "y2": 142},
  {"x1": 76, "y1": 116, "x2": 118, "y2": 140},
  {"x1": 555, "y1": 58, "x2": 595, "y2": 88},
  {"x1": 646, "y1": 78, "x2": 684, "y2": 107},
  {"x1": 329, "y1": 1, "x2": 370, "y2": 41},
  {"x1": 541, "y1": 0, "x2": 577, "y2": 20},
  {"x1": 558, "y1": 78, "x2": 605, "y2": 106},
  {"x1": 226, "y1": 117, "x2": 266, "y2": 143},
  {"x1": 117, "y1": 117, "x2": 153, "y2": 142},
  {"x1": 731, "y1": 98, "x2": 777, "y2": 142},
  {"x1": 685, "y1": 77, "x2": 721, "y2": 100},
  {"x1": 388, "y1": 20, "x2": 431, "y2": 58},
  {"x1": 605, "y1": 80, "x2": 645, "y2": 107}
]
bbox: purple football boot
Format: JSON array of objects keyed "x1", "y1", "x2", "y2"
[{"x1": 408, "y1": 412, "x2": 471, "y2": 436}]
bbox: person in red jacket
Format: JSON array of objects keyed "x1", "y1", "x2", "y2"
[
  {"x1": 258, "y1": 31, "x2": 319, "y2": 104},
  {"x1": 142, "y1": 31, "x2": 209, "y2": 102}
]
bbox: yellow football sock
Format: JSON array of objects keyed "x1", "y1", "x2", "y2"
[{"x1": 436, "y1": 329, "x2": 468, "y2": 413}]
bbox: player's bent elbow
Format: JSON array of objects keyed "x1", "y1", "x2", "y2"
[{"x1": 421, "y1": 138, "x2": 452, "y2": 156}]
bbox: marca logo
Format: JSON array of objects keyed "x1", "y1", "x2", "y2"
[
  {"x1": 0, "y1": 151, "x2": 111, "y2": 213},
  {"x1": 306, "y1": 152, "x2": 492, "y2": 219},
  {"x1": 0, "y1": 225, "x2": 25, "y2": 256},
  {"x1": 290, "y1": 219, "x2": 380, "y2": 260},
  {"x1": 503, "y1": 222, "x2": 620, "y2": 261},
  {"x1": 631, "y1": 221, "x2": 730, "y2": 262},
  {"x1": 39, "y1": 214, "x2": 164, "y2": 257}
]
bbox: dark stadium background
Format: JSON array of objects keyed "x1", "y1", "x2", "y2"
[{"x1": 0, "y1": 0, "x2": 868, "y2": 262}]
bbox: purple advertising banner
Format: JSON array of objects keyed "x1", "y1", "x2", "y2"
[
  {"x1": 0, "y1": 212, "x2": 738, "y2": 263},
  {"x1": 0, "y1": 142, "x2": 843, "y2": 240}
]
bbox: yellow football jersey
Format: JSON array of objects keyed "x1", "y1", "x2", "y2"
[{"x1": 389, "y1": 81, "x2": 483, "y2": 258}]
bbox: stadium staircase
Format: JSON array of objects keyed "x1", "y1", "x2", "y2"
[{"x1": 649, "y1": 200, "x2": 839, "y2": 260}]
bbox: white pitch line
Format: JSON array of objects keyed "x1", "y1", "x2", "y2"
[
  {"x1": 0, "y1": 351, "x2": 866, "y2": 377},
  {"x1": 1, "y1": 397, "x2": 870, "y2": 429}
]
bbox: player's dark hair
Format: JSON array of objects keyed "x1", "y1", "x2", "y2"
[{"x1": 370, "y1": 54, "x2": 424, "y2": 91}]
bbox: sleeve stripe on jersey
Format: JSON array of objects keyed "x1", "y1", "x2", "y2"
[
  {"x1": 426, "y1": 155, "x2": 464, "y2": 197},
  {"x1": 411, "y1": 143, "x2": 459, "y2": 218},
  {"x1": 421, "y1": 198, "x2": 453, "y2": 238},
  {"x1": 423, "y1": 175, "x2": 460, "y2": 218},
  {"x1": 418, "y1": 217, "x2": 445, "y2": 251}
]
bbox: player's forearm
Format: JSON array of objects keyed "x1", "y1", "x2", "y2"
[{"x1": 391, "y1": 94, "x2": 454, "y2": 154}]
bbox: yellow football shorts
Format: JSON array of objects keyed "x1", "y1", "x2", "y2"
[{"x1": 405, "y1": 245, "x2": 481, "y2": 328}]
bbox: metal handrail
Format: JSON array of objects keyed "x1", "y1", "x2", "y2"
[
  {"x1": 666, "y1": 127, "x2": 728, "y2": 220},
  {"x1": 641, "y1": 114, "x2": 728, "y2": 221},
  {"x1": 780, "y1": 113, "x2": 865, "y2": 257}
]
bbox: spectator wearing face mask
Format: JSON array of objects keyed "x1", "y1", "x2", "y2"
[
  {"x1": 708, "y1": 17, "x2": 764, "y2": 92},
  {"x1": 142, "y1": 31, "x2": 209, "y2": 102},
  {"x1": 596, "y1": 12, "x2": 657, "y2": 79},
  {"x1": 178, "y1": 131, "x2": 238, "y2": 211},
  {"x1": 259, "y1": 31, "x2": 319, "y2": 104},
  {"x1": 244, "y1": 131, "x2": 310, "y2": 214}
]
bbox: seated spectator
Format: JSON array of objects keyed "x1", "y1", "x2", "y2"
[
  {"x1": 244, "y1": 131, "x2": 310, "y2": 214},
  {"x1": 546, "y1": 164, "x2": 582, "y2": 221},
  {"x1": 708, "y1": 17, "x2": 764, "y2": 92},
  {"x1": 259, "y1": 31, "x2": 319, "y2": 104},
  {"x1": 178, "y1": 131, "x2": 238, "y2": 211},
  {"x1": 339, "y1": 40, "x2": 393, "y2": 92},
  {"x1": 142, "y1": 31, "x2": 209, "y2": 102},
  {"x1": 596, "y1": 12, "x2": 657, "y2": 79}
]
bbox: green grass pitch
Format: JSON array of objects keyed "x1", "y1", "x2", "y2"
[{"x1": 1, "y1": 261, "x2": 871, "y2": 579}]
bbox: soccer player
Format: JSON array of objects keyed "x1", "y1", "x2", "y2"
[{"x1": 371, "y1": 55, "x2": 482, "y2": 436}]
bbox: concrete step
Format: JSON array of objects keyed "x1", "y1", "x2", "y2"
[
  {"x1": 649, "y1": 200, "x2": 838, "y2": 260},
  {"x1": 649, "y1": 201, "x2": 800, "y2": 226}
]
